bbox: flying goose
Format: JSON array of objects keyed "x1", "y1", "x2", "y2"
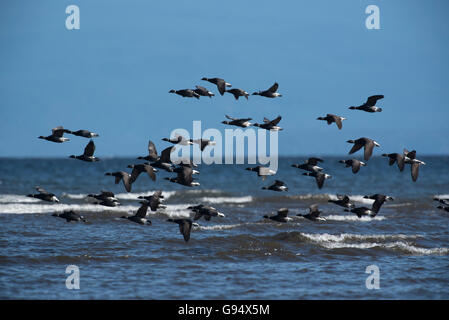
[
  {"x1": 339, "y1": 159, "x2": 366, "y2": 174},
  {"x1": 345, "y1": 206, "x2": 377, "y2": 218},
  {"x1": 437, "y1": 205, "x2": 449, "y2": 212},
  {"x1": 189, "y1": 138, "x2": 216, "y2": 151},
  {"x1": 349, "y1": 95, "x2": 384, "y2": 112},
  {"x1": 291, "y1": 157, "x2": 324, "y2": 173},
  {"x1": 316, "y1": 114, "x2": 346, "y2": 130},
  {"x1": 188, "y1": 204, "x2": 225, "y2": 221},
  {"x1": 225, "y1": 88, "x2": 249, "y2": 100},
  {"x1": 169, "y1": 89, "x2": 200, "y2": 99},
  {"x1": 150, "y1": 146, "x2": 176, "y2": 172},
  {"x1": 382, "y1": 153, "x2": 405, "y2": 171},
  {"x1": 245, "y1": 166, "x2": 276, "y2": 180},
  {"x1": 297, "y1": 204, "x2": 326, "y2": 222},
  {"x1": 347, "y1": 137, "x2": 380, "y2": 161},
  {"x1": 87, "y1": 190, "x2": 118, "y2": 202},
  {"x1": 27, "y1": 186, "x2": 59, "y2": 203},
  {"x1": 127, "y1": 163, "x2": 157, "y2": 183},
  {"x1": 328, "y1": 195, "x2": 354, "y2": 208},
  {"x1": 38, "y1": 126, "x2": 71, "y2": 143},
  {"x1": 263, "y1": 208, "x2": 292, "y2": 223},
  {"x1": 69, "y1": 140, "x2": 100, "y2": 162},
  {"x1": 105, "y1": 171, "x2": 132, "y2": 192},
  {"x1": 68, "y1": 130, "x2": 99, "y2": 138},
  {"x1": 162, "y1": 135, "x2": 194, "y2": 146},
  {"x1": 252, "y1": 82, "x2": 282, "y2": 98},
  {"x1": 138, "y1": 190, "x2": 166, "y2": 211},
  {"x1": 201, "y1": 77, "x2": 232, "y2": 95},
  {"x1": 193, "y1": 85, "x2": 215, "y2": 98},
  {"x1": 253, "y1": 115, "x2": 283, "y2": 131},
  {"x1": 137, "y1": 140, "x2": 159, "y2": 162},
  {"x1": 262, "y1": 180, "x2": 288, "y2": 192},
  {"x1": 302, "y1": 171, "x2": 331, "y2": 189},
  {"x1": 165, "y1": 166, "x2": 200, "y2": 187},
  {"x1": 52, "y1": 210, "x2": 87, "y2": 222},
  {"x1": 363, "y1": 194, "x2": 394, "y2": 214},
  {"x1": 121, "y1": 201, "x2": 151, "y2": 225},
  {"x1": 167, "y1": 218, "x2": 193, "y2": 242},
  {"x1": 221, "y1": 115, "x2": 253, "y2": 128},
  {"x1": 403, "y1": 149, "x2": 426, "y2": 182}
]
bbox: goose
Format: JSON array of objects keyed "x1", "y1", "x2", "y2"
[
  {"x1": 345, "y1": 206, "x2": 376, "y2": 218},
  {"x1": 188, "y1": 204, "x2": 225, "y2": 221},
  {"x1": 165, "y1": 166, "x2": 200, "y2": 187},
  {"x1": 437, "y1": 205, "x2": 449, "y2": 212},
  {"x1": 69, "y1": 140, "x2": 100, "y2": 162},
  {"x1": 150, "y1": 146, "x2": 176, "y2": 172},
  {"x1": 127, "y1": 163, "x2": 157, "y2": 183},
  {"x1": 347, "y1": 137, "x2": 380, "y2": 161},
  {"x1": 121, "y1": 201, "x2": 151, "y2": 225},
  {"x1": 349, "y1": 95, "x2": 384, "y2": 112},
  {"x1": 291, "y1": 157, "x2": 324, "y2": 173},
  {"x1": 162, "y1": 135, "x2": 194, "y2": 146},
  {"x1": 138, "y1": 190, "x2": 166, "y2": 211},
  {"x1": 302, "y1": 171, "x2": 331, "y2": 189},
  {"x1": 68, "y1": 130, "x2": 99, "y2": 138},
  {"x1": 137, "y1": 140, "x2": 159, "y2": 162},
  {"x1": 221, "y1": 115, "x2": 253, "y2": 128},
  {"x1": 105, "y1": 171, "x2": 132, "y2": 192},
  {"x1": 253, "y1": 115, "x2": 283, "y2": 131},
  {"x1": 52, "y1": 210, "x2": 87, "y2": 222},
  {"x1": 263, "y1": 208, "x2": 292, "y2": 223},
  {"x1": 339, "y1": 159, "x2": 366, "y2": 173},
  {"x1": 262, "y1": 180, "x2": 288, "y2": 192},
  {"x1": 169, "y1": 89, "x2": 200, "y2": 99},
  {"x1": 433, "y1": 198, "x2": 449, "y2": 206},
  {"x1": 201, "y1": 77, "x2": 231, "y2": 95},
  {"x1": 167, "y1": 218, "x2": 193, "y2": 242},
  {"x1": 364, "y1": 194, "x2": 394, "y2": 213},
  {"x1": 382, "y1": 153, "x2": 405, "y2": 172},
  {"x1": 38, "y1": 126, "x2": 71, "y2": 143},
  {"x1": 189, "y1": 138, "x2": 216, "y2": 151},
  {"x1": 297, "y1": 204, "x2": 326, "y2": 222},
  {"x1": 87, "y1": 190, "x2": 118, "y2": 202},
  {"x1": 94, "y1": 198, "x2": 120, "y2": 207},
  {"x1": 193, "y1": 85, "x2": 215, "y2": 98},
  {"x1": 316, "y1": 114, "x2": 346, "y2": 130},
  {"x1": 252, "y1": 82, "x2": 282, "y2": 98},
  {"x1": 27, "y1": 186, "x2": 59, "y2": 203},
  {"x1": 403, "y1": 149, "x2": 426, "y2": 182},
  {"x1": 245, "y1": 166, "x2": 276, "y2": 180},
  {"x1": 328, "y1": 195, "x2": 354, "y2": 208},
  {"x1": 225, "y1": 88, "x2": 249, "y2": 100}
]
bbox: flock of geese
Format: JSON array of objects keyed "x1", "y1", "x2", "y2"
[{"x1": 28, "y1": 77, "x2": 446, "y2": 241}]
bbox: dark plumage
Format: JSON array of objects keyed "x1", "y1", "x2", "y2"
[
  {"x1": 339, "y1": 159, "x2": 366, "y2": 174},
  {"x1": 190, "y1": 138, "x2": 216, "y2": 151},
  {"x1": 52, "y1": 210, "x2": 87, "y2": 222},
  {"x1": 150, "y1": 146, "x2": 176, "y2": 172},
  {"x1": 262, "y1": 180, "x2": 288, "y2": 192},
  {"x1": 252, "y1": 82, "x2": 282, "y2": 98},
  {"x1": 349, "y1": 95, "x2": 384, "y2": 112},
  {"x1": 138, "y1": 190, "x2": 166, "y2": 211},
  {"x1": 38, "y1": 126, "x2": 71, "y2": 143},
  {"x1": 162, "y1": 135, "x2": 193, "y2": 146},
  {"x1": 201, "y1": 77, "x2": 231, "y2": 95},
  {"x1": 68, "y1": 130, "x2": 99, "y2": 138},
  {"x1": 167, "y1": 218, "x2": 193, "y2": 242},
  {"x1": 364, "y1": 194, "x2": 394, "y2": 214},
  {"x1": 165, "y1": 166, "x2": 200, "y2": 187},
  {"x1": 189, "y1": 204, "x2": 225, "y2": 221},
  {"x1": 225, "y1": 88, "x2": 249, "y2": 100},
  {"x1": 403, "y1": 149, "x2": 426, "y2": 182},
  {"x1": 69, "y1": 140, "x2": 100, "y2": 162},
  {"x1": 253, "y1": 116, "x2": 283, "y2": 131},
  {"x1": 169, "y1": 89, "x2": 200, "y2": 99},
  {"x1": 328, "y1": 195, "x2": 354, "y2": 208},
  {"x1": 316, "y1": 114, "x2": 346, "y2": 130},
  {"x1": 105, "y1": 171, "x2": 132, "y2": 192},
  {"x1": 87, "y1": 190, "x2": 118, "y2": 202},
  {"x1": 345, "y1": 206, "x2": 376, "y2": 218},
  {"x1": 382, "y1": 153, "x2": 405, "y2": 172},
  {"x1": 121, "y1": 201, "x2": 152, "y2": 225},
  {"x1": 302, "y1": 171, "x2": 331, "y2": 189},
  {"x1": 221, "y1": 115, "x2": 253, "y2": 128},
  {"x1": 291, "y1": 157, "x2": 324, "y2": 173},
  {"x1": 347, "y1": 137, "x2": 380, "y2": 161},
  {"x1": 127, "y1": 163, "x2": 157, "y2": 183},
  {"x1": 193, "y1": 85, "x2": 214, "y2": 98},
  {"x1": 27, "y1": 186, "x2": 59, "y2": 203},
  {"x1": 137, "y1": 140, "x2": 159, "y2": 162},
  {"x1": 297, "y1": 204, "x2": 326, "y2": 222},
  {"x1": 263, "y1": 208, "x2": 292, "y2": 223},
  {"x1": 437, "y1": 205, "x2": 449, "y2": 212},
  {"x1": 245, "y1": 166, "x2": 276, "y2": 180}
]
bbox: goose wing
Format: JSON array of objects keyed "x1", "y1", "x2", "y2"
[
  {"x1": 148, "y1": 140, "x2": 158, "y2": 160},
  {"x1": 160, "y1": 146, "x2": 175, "y2": 163},
  {"x1": 267, "y1": 82, "x2": 279, "y2": 93},
  {"x1": 135, "y1": 202, "x2": 148, "y2": 218},
  {"x1": 366, "y1": 95, "x2": 384, "y2": 105},
  {"x1": 83, "y1": 140, "x2": 95, "y2": 157},
  {"x1": 363, "y1": 140, "x2": 375, "y2": 160},
  {"x1": 179, "y1": 219, "x2": 192, "y2": 241}
]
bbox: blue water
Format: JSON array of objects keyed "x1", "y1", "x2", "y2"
[{"x1": 0, "y1": 156, "x2": 448, "y2": 299}]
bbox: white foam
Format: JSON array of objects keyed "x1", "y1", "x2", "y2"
[
  {"x1": 434, "y1": 194, "x2": 449, "y2": 200},
  {"x1": 0, "y1": 195, "x2": 42, "y2": 204},
  {"x1": 301, "y1": 233, "x2": 419, "y2": 243},
  {"x1": 197, "y1": 223, "x2": 242, "y2": 231},
  {"x1": 199, "y1": 196, "x2": 253, "y2": 204},
  {"x1": 325, "y1": 215, "x2": 385, "y2": 221},
  {"x1": 0, "y1": 203, "x2": 140, "y2": 214}
]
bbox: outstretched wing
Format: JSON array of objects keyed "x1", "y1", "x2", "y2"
[
  {"x1": 277, "y1": 208, "x2": 289, "y2": 217},
  {"x1": 52, "y1": 126, "x2": 69, "y2": 137},
  {"x1": 83, "y1": 140, "x2": 95, "y2": 157},
  {"x1": 366, "y1": 95, "x2": 384, "y2": 106},
  {"x1": 307, "y1": 157, "x2": 323, "y2": 165},
  {"x1": 363, "y1": 141, "x2": 375, "y2": 161},
  {"x1": 216, "y1": 79, "x2": 226, "y2": 95},
  {"x1": 160, "y1": 146, "x2": 175, "y2": 163},
  {"x1": 411, "y1": 163, "x2": 420, "y2": 182},
  {"x1": 267, "y1": 82, "x2": 279, "y2": 93},
  {"x1": 135, "y1": 202, "x2": 148, "y2": 218},
  {"x1": 148, "y1": 140, "x2": 158, "y2": 160},
  {"x1": 36, "y1": 186, "x2": 50, "y2": 194},
  {"x1": 396, "y1": 154, "x2": 405, "y2": 171},
  {"x1": 352, "y1": 160, "x2": 361, "y2": 173},
  {"x1": 121, "y1": 172, "x2": 131, "y2": 192},
  {"x1": 225, "y1": 115, "x2": 236, "y2": 121},
  {"x1": 269, "y1": 115, "x2": 282, "y2": 126},
  {"x1": 316, "y1": 173, "x2": 325, "y2": 189},
  {"x1": 144, "y1": 164, "x2": 156, "y2": 181},
  {"x1": 274, "y1": 180, "x2": 285, "y2": 186},
  {"x1": 349, "y1": 143, "x2": 363, "y2": 155},
  {"x1": 179, "y1": 220, "x2": 192, "y2": 242}
]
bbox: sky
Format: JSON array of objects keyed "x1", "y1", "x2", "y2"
[{"x1": 0, "y1": 0, "x2": 448, "y2": 157}]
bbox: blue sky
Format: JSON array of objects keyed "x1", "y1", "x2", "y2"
[{"x1": 0, "y1": 0, "x2": 448, "y2": 157}]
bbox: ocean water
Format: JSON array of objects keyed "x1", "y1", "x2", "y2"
[{"x1": 0, "y1": 156, "x2": 448, "y2": 299}]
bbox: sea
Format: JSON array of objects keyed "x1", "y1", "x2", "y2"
[{"x1": 0, "y1": 156, "x2": 448, "y2": 299}]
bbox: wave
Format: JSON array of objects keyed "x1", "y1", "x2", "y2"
[
  {"x1": 199, "y1": 196, "x2": 253, "y2": 204},
  {"x1": 0, "y1": 195, "x2": 42, "y2": 204},
  {"x1": 325, "y1": 215, "x2": 386, "y2": 221}
]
